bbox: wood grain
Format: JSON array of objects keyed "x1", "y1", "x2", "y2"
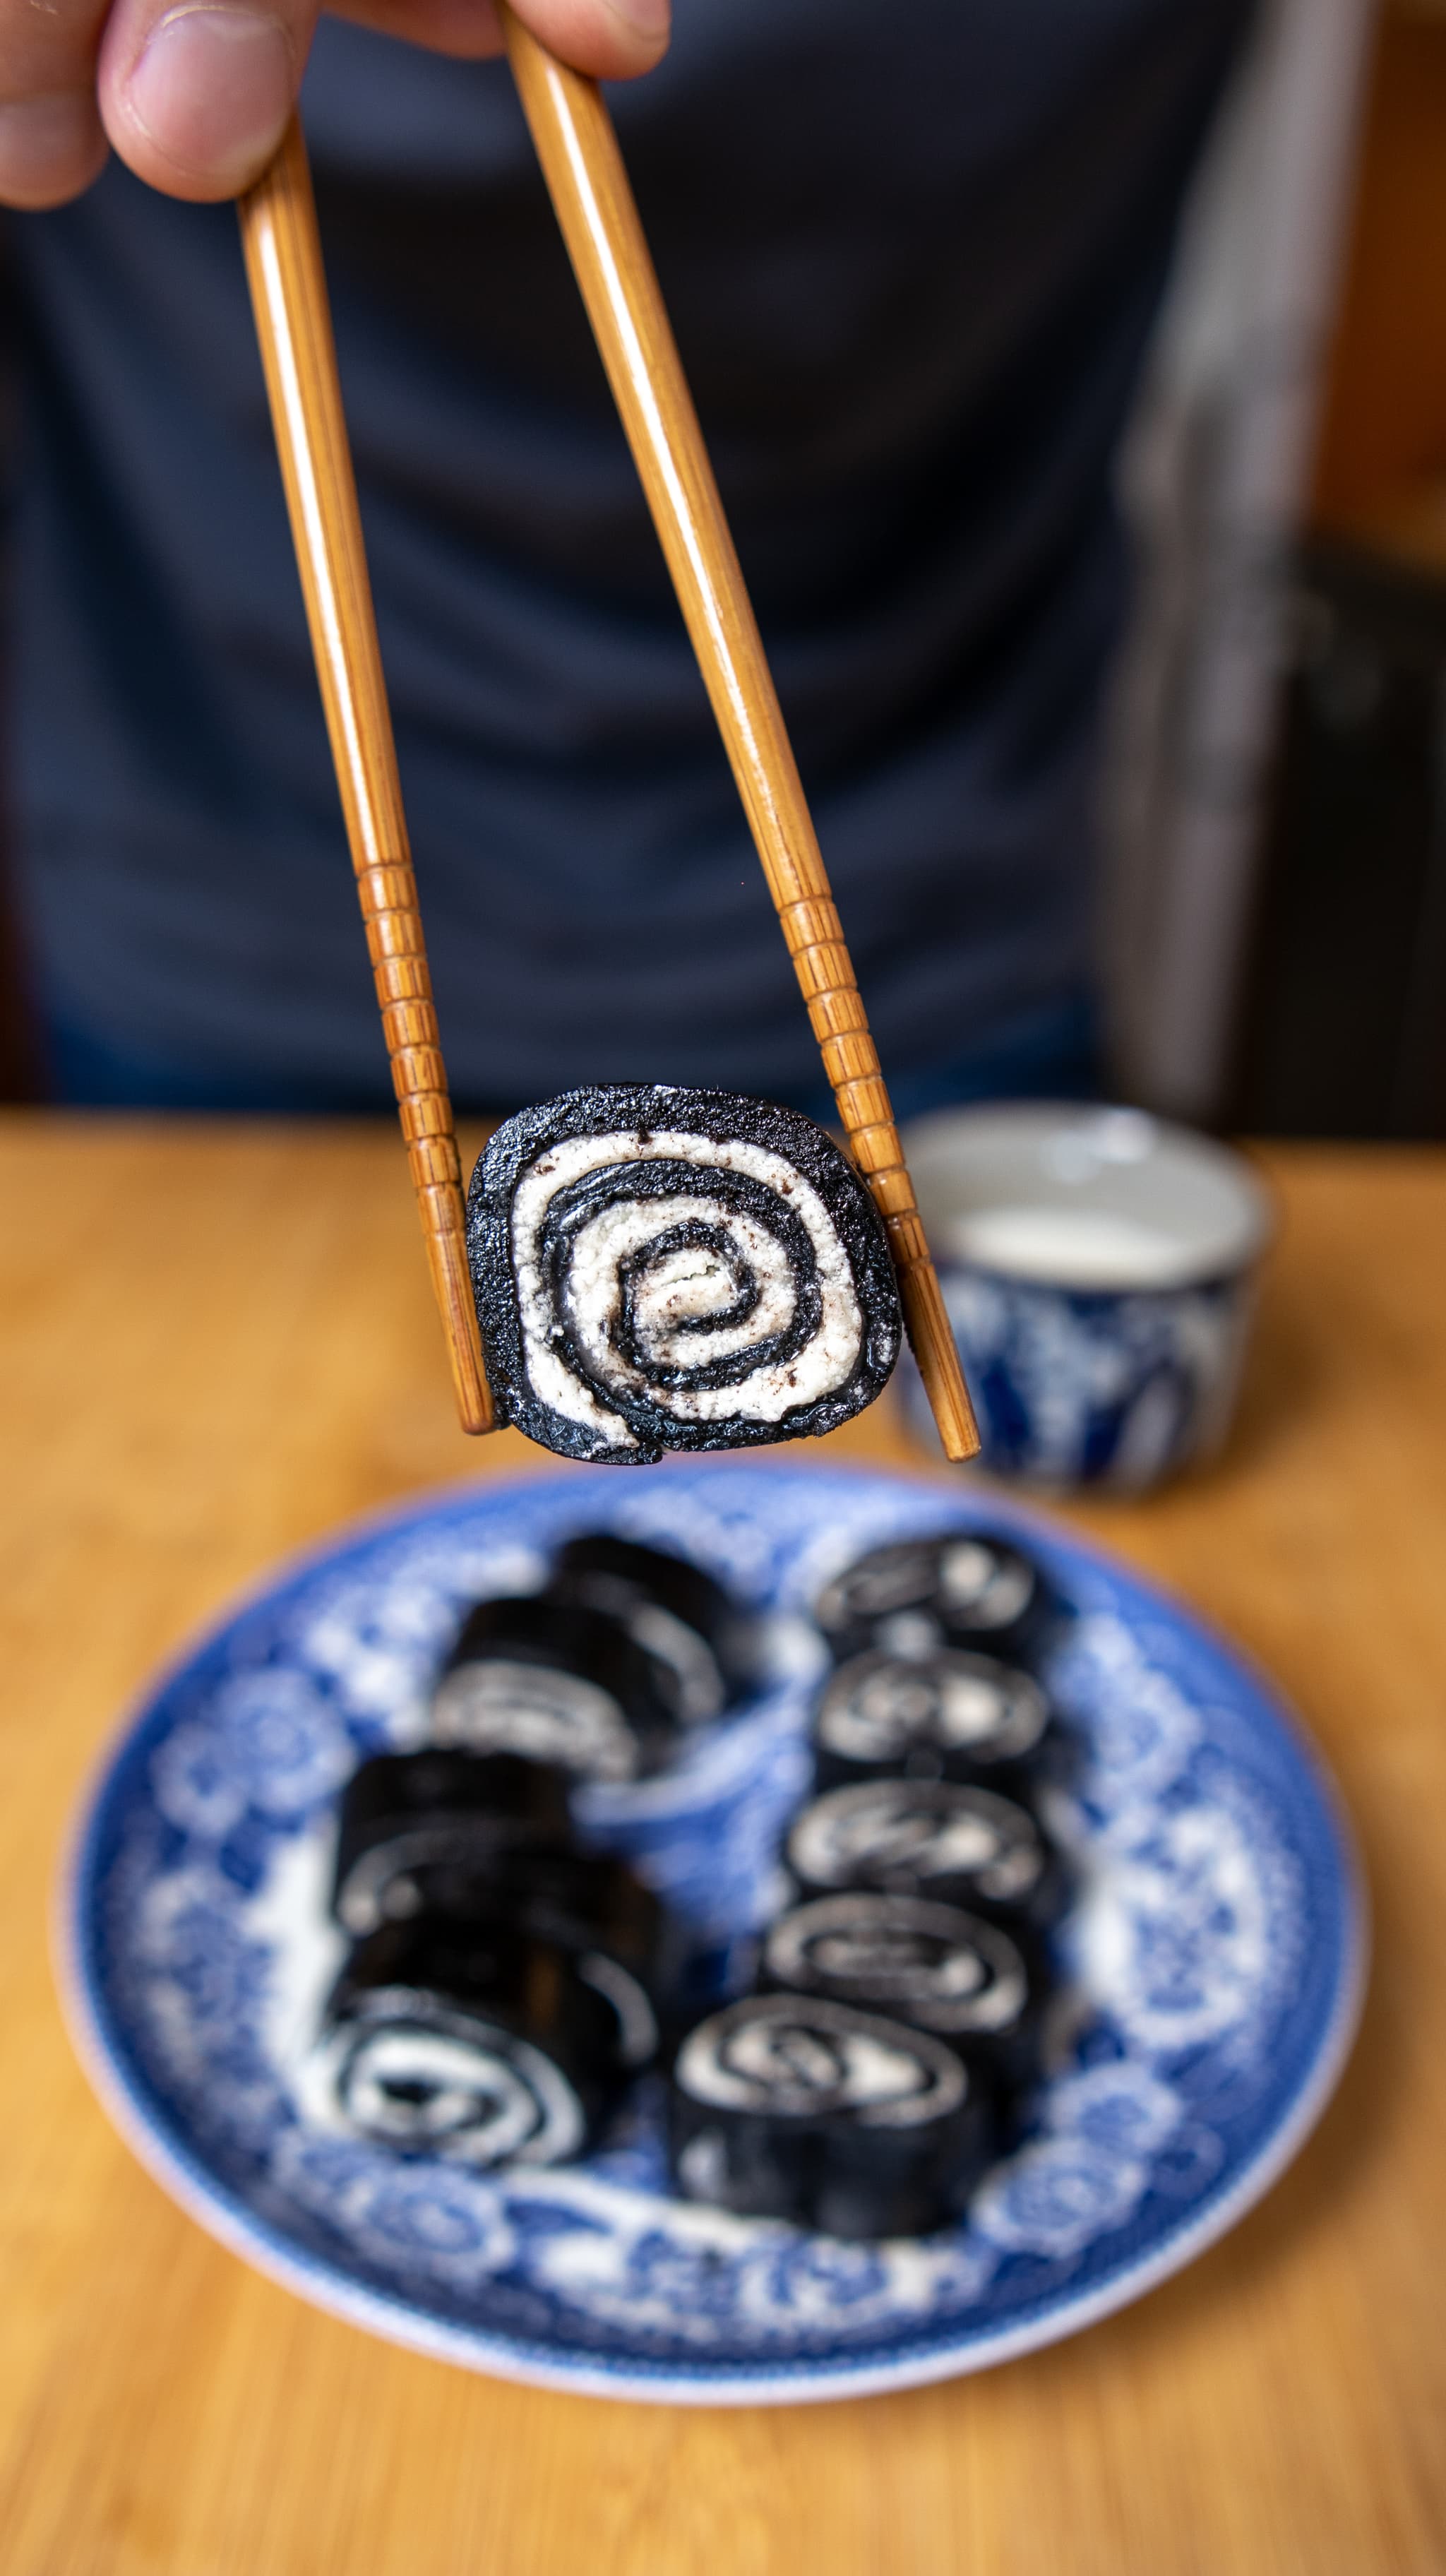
[
  {"x1": 237, "y1": 123, "x2": 493, "y2": 1438},
  {"x1": 0, "y1": 1118, "x2": 1442, "y2": 2570},
  {"x1": 501, "y1": 16, "x2": 979, "y2": 1466}
]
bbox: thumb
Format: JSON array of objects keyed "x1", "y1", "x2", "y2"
[
  {"x1": 97, "y1": 0, "x2": 319, "y2": 200},
  {"x1": 501, "y1": 0, "x2": 669, "y2": 80}
]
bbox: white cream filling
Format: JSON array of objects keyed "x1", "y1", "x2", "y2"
[
  {"x1": 575, "y1": 1951, "x2": 659, "y2": 2070},
  {"x1": 509, "y1": 1128, "x2": 864, "y2": 1445},
  {"x1": 770, "y1": 1900, "x2": 1029, "y2": 2030},
  {"x1": 822, "y1": 1657, "x2": 1046, "y2": 1762},
  {"x1": 563, "y1": 1195, "x2": 798, "y2": 1386},
  {"x1": 678, "y1": 2008, "x2": 955, "y2": 2118},
  {"x1": 938, "y1": 1542, "x2": 1034, "y2": 1628},
  {"x1": 430, "y1": 1659, "x2": 638, "y2": 1781},
  {"x1": 625, "y1": 1600, "x2": 725, "y2": 1725},
  {"x1": 791, "y1": 1786, "x2": 1037, "y2": 1897},
  {"x1": 686, "y1": 2009, "x2": 922, "y2": 2112},
  {"x1": 297, "y1": 2017, "x2": 585, "y2": 2166}
]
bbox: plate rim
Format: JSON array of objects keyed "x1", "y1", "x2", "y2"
[{"x1": 54, "y1": 1459, "x2": 1370, "y2": 2408}]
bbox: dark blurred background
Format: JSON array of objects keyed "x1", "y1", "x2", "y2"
[
  {"x1": 1229, "y1": 0, "x2": 1446, "y2": 1140},
  {"x1": 1096, "y1": 0, "x2": 1446, "y2": 1141}
]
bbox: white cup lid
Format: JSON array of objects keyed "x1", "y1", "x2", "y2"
[{"x1": 900, "y1": 1104, "x2": 1273, "y2": 1292}]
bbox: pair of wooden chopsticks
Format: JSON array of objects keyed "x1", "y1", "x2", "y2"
[{"x1": 237, "y1": 11, "x2": 979, "y2": 1462}]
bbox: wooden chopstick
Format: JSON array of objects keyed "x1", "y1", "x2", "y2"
[
  {"x1": 237, "y1": 119, "x2": 494, "y2": 1437},
  {"x1": 502, "y1": 15, "x2": 980, "y2": 1461}
]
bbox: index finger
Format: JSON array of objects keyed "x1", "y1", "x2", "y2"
[{"x1": 0, "y1": 0, "x2": 670, "y2": 210}]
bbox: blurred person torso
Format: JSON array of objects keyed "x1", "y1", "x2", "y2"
[{"x1": 8, "y1": 0, "x2": 1250, "y2": 1111}]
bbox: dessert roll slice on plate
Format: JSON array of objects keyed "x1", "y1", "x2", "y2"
[
  {"x1": 430, "y1": 1594, "x2": 679, "y2": 1782},
  {"x1": 759, "y1": 1892, "x2": 1042, "y2": 2089},
  {"x1": 785, "y1": 1778, "x2": 1072, "y2": 1947},
  {"x1": 813, "y1": 1530, "x2": 1058, "y2": 1668},
  {"x1": 467, "y1": 1085, "x2": 903, "y2": 1465},
  {"x1": 544, "y1": 1532, "x2": 755, "y2": 1722},
  {"x1": 333, "y1": 1749, "x2": 575, "y2": 1936},
  {"x1": 333, "y1": 1747, "x2": 674, "y2": 2005},
  {"x1": 298, "y1": 1915, "x2": 657, "y2": 2169},
  {"x1": 810, "y1": 1647, "x2": 1060, "y2": 1799},
  {"x1": 669, "y1": 1993, "x2": 993, "y2": 2239}
]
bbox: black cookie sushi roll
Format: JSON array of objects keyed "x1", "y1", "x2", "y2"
[
  {"x1": 333, "y1": 1748, "x2": 575, "y2": 1936},
  {"x1": 545, "y1": 1532, "x2": 756, "y2": 1723},
  {"x1": 810, "y1": 1647, "x2": 1060, "y2": 1800},
  {"x1": 759, "y1": 1892, "x2": 1043, "y2": 2092},
  {"x1": 304, "y1": 1916, "x2": 657, "y2": 2168},
  {"x1": 669, "y1": 1993, "x2": 994, "y2": 2239},
  {"x1": 784, "y1": 1779, "x2": 1072, "y2": 1953},
  {"x1": 430, "y1": 1594, "x2": 679, "y2": 1782},
  {"x1": 813, "y1": 1530, "x2": 1058, "y2": 1669},
  {"x1": 466, "y1": 1084, "x2": 902, "y2": 1466}
]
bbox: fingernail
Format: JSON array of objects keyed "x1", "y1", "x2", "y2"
[
  {"x1": 0, "y1": 93, "x2": 106, "y2": 208},
  {"x1": 604, "y1": 0, "x2": 671, "y2": 42},
  {"x1": 124, "y1": 6, "x2": 294, "y2": 189}
]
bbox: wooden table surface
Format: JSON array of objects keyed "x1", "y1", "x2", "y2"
[{"x1": 0, "y1": 1116, "x2": 1442, "y2": 2574}]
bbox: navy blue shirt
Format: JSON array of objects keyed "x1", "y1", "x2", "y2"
[{"x1": 9, "y1": 0, "x2": 1247, "y2": 1110}]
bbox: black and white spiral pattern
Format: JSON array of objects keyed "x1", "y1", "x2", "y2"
[
  {"x1": 815, "y1": 1650, "x2": 1050, "y2": 1775},
  {"x1": 814, "y1": 1532, "x2": 1046, "y2": 1662},
  {"x1": 299, "y1": 2005, "x2": 587, "y2": 2167},
  {"x1": 787, "y1": 1779, "x2": 1050, "y2": 1909},
  {"x1": 468, "y1": 1087, "x2": 902, "y2": 1463},
  {"x1": 674, "y1": 1993, "x2": 966, "y2": 2130},
  {"x1": 763, "y1": 1895, "x2": 1030, "y2": 2038},
  {"x1": 431, "y1": 1658, "x2": 643, "y2": 1780}
]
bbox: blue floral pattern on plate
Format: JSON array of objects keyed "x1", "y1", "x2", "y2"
[{"x1": 61, "y1": 1464, "x2": 1364, "y2": 2405}]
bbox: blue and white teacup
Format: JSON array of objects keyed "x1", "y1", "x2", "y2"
[{"x1": 898, "y1": 1104, "x2": 1274, "y2": 1493}]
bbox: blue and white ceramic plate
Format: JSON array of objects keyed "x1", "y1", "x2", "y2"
[{"x1": 60, "y1": 1464, "x2": 1364, "y2": 2407}]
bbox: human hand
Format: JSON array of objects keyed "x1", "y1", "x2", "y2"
[{"x1": 1, "y1": 0, "x2": 668, "y2": 210}]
